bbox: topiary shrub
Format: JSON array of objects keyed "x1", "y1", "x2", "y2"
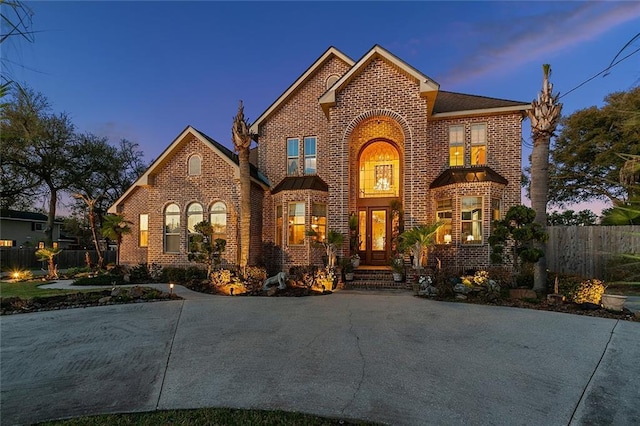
[{"x1": 73, "y1": 274, "x2": 125, "y2": 286}]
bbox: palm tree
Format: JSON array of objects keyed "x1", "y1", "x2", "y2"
[
  {"x1": 232, "y1": 101, "x2": 254, "y2": 271},
  {"x1": 528, "y1": 64, "x2": 562, "y2": 292},
  {"x1": 101, "y1": 214, "x2": 132, "y2": 266},
  {"x1": 399, "y1": 222, "x2": 442, "y2": 270},
  {"x1": 307, "y1": 229, "x2": 345, "y2": 268},
  {"x1": 35, "y1": 247, "x2": 62, "y2": 279},
  {"x1": 73, "y1": 193, "x2": 104, "y2": 267}
]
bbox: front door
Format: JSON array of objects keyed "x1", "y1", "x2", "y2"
[{"x1": 358, "y1": 207, "x2": 391, "y2": 266}]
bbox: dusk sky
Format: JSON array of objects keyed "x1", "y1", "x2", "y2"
[{"x1": 5, "y1": 1, "x2": 640, "y2": 216}]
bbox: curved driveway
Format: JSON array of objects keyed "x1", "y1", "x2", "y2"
[{"x1": 1, "y1": 285, "x2": 639, "y2": 425}]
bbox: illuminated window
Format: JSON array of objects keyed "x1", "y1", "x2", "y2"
[
  {"x1": 287, "y1": 138, "x2": 299, "y2": 176},
  {"x1": 471, "y1": 124, "x2": 487, "y2": 165},
  {"x1": 436, "y1": 199, "x2": 453, "y2": 244},
  {"x1": 358, "y1": 141, "x2": 400, "y2": 198},
  {"x1": 164, "y1": 203, "x2": 180, "y2": 253},
  {"x1": 304, "y1": 137, "x2": 317, "y2": 175},
  {"x1": 38, "y1": 242, "x2": 45, "y2": 249},
  {"x1": 461, "y1": 197, "x2": 483, "y2": 244},
  {"x1": 209, "y1": 201, "x2": 227, "y2": 241},
  {"x1": 288, "y1": 202, "x2": 305, "y2": 245},
  {"x1": 449, "y1": 125, "x2": 464, "y2": 167},
  {"x1": 139, "y1": 214, "x2": 148, "y2": 247},
  {"x1": 275, "y1": 204, "x2": 283, "y2": 246},
  {"x1": 188, "y1": 154, "x2": 202, "y2": 176},
  {"x1": 0, "y1": 240, "x2": 14, "y2": 247},
  {"x1": 52, "y1": 242, "x2": 58, "y2": 249},
  {"x1": 311, "y1": 203, "x2": 326, "y2": 242},
  {"x1": 187, "y1": 203, "x2": 204, "y2": 247}
]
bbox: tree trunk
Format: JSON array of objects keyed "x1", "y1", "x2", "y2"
[
  {"x1": 45, "y1": 186, "x2": 56, "y2": 247},
  {"x1": 239, "y1": 148, "x2": 251, "y2": 269},
  {"x1": 531, "y1": 135, "x2": 549, "y2": 292},
  {"x1": 87, "y1": 204, "x2": 104, "y2": 268}
]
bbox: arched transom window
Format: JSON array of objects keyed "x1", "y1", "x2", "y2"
[{"x1": 358, "y1": 141, "x2": 400, "y2": 198}]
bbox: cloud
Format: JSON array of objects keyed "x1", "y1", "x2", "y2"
[{"x1": 439, "y1": 2, "x2": 640, "y2": 87}]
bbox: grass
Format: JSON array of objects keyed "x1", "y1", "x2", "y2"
[
  {"x1": 0, "y1": 280, "x2": 105, "y2": 299},
  {"x1": 39, "y1": 407, "x2": 376, "y2": 425},
  {"x1": 605, "y1": 282, "x2": 640, "y2": 296}
]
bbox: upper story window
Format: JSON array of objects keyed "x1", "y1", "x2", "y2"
[
  {"x1": 287, "y1": 138, "x2": 299, "y2": 176},
  {"x1": 209, "y1": 201, "x2": 227, "y2": 241},
  {"x1": 139, "y1": 214, "x2": 148, "y2": 247},
  {"x1": 449, "y1": 125, "x2": 464, "y2": 167},
  {"x1": 164, "y1": 203, "x2": 181, "y2": 253},
  {"x1": 436, "y1": 199, "x2": 453, "y2": 244},
  {"x1": 304, "y1": 136, "x2": 317, "y2": 175},
  {"x1": 188, "y1": 154, "x2": 202, "y2": 176},
  {"x1": 470, "y1": 124, "x2": 487, "y2": 166},
  {"x1": 461, "y1": 196, "x2": 483, "y2": 244},
  {"x1": 358, "y1": 141, "x2": 400, "y2": 198},
  {"x1": 288, "y1": 202, "x2": 305, "y2": 245}
]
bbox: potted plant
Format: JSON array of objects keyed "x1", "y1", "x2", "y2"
[
  {"x1": 306, "y1": 228, "x2": 344, "y2": 269},
  {"x1": 351, "y1": 253, "x2": 360, "y2": 268},
  {"x1": 390, "y1": 255, "x2": 405, "y2": 282},
  {"x1": 340, "y1": 257, "x2": 355, "y2": 281}
]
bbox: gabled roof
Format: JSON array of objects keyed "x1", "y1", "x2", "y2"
[
  {"x1": 108, "y1": 126, "x2": 270, "y2": 214},
  {"x1": 432, "y1": 91, "x2": 530, "y2": 118},
  {"x1": 0, "y1": 209, "x2": 53, "y2": 222},
  {"x1": 271, "y1": 176, "x2": 329, "y2": 194},
  {"x1": 249, "y1": 46, "x2": 354, "y2": 135},
  {"x1": 429, "y1": 166, "x2": 508, "y2": 189},
  {"x1": 318, "y1": 44, "x2": 440, "y2": 116}
]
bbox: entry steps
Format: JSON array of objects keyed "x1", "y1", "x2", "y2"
[{"x1": 344, "y1": 267, "x2": 411, "y2": 290}]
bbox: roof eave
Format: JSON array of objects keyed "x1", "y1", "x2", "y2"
[{"x1": 431, "y1": 104, "x2": 531, "y2": 119}]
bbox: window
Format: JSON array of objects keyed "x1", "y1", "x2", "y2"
[
  {"x1": 461, "y1": 197, "x2": 483, "y2": 244},
  {"x1": 311, "y1": 203, "x2": 326, "y2": 242},
  {"x1": 188, "y1": 155, "x2": 201, "y2": 176},
  {"x1": 164, "y1": 203, "x2": 181, "y2": 253},
  {"x1": 275, "y1": 204, "x2": 283, "y2": 246},
  {"x1": 358, "y1": 141, "x2": 400, "y2": 198},
  {"x1": 0, "y1": 240, "x2": 14, "y2": 247},
  {"x1": 288, "y1": 202, "x2": 305, "y2": 245},
  {"x1": 304, "y1": 137, "x2": 317, "y2": 175},
  {"x1": 52, "y1": 242, "x2": 58, "y2": 249},
  {"x1": 32, "y1": 222, "x2": 45, "y2": 231},
  {"x1": 436, "y1": 199, "x2": 453, "y2": 244},
  {"x1": 187, "y1": 203, "x2": 204, "y2": 247},
  {"x1": 326, "y1": 74, "x2": 339, "y2": 90},
  {"x1": 139, "y1": 214, "x2": 149, "y2": 247},
  {"x1": 287, "y1": 138, "x2": 299, "y2": 176},
  {"x1": 471, "y1": 124, "x2": 487, "y2": 165},
  {"x1": 38, "y1": 242, "x2": 45, "y2": 249},
  {"x1": 449, "y1": 125, "x2": 464, "y2": 167},
  {"x1": 209, "y1": 201, "x2": 227, "y2": 241}
]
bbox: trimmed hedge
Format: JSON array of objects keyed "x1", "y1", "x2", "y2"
[{"x1": 73, "y1": 274, "x2": 125, "y2": 286}]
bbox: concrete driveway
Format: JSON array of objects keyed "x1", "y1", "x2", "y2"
[{"x1": 1, "y1": 286, "x2": 639, "y2": 425}]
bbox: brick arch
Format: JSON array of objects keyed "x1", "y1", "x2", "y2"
[{"x1": 341, "y1": 109, "x2": 412, "y2": 150}]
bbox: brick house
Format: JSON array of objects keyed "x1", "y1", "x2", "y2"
[{"x1": 110, "y1": 45, "x2": 530, "y2": 272}]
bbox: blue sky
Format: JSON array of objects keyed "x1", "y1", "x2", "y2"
[{"x1": 5, "y1": 1, "x2": 640, "y2": 216}]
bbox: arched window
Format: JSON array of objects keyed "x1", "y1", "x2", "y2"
[
  {"x1": 188, "y1": 154, "x2": 201, "y2": 176},
  {"x1": 358, "y1": 141, "x2": 400, "y2": 198},
  {"x1": 164, "y1": 203, "x2": 180, "y2": 253},
  {"x1": 187, "y1": 203, "x2": 204, "y2": 249},
  {"x1": 326, "y1": 74, "x2": 339, "y2": 90},
  {"x1": 210, "y1": 201, "x2": 227, "y2": 241}
]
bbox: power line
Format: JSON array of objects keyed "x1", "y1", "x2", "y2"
[{"x1": 560, "y1": 43, "x2": 640, "y2": 99}]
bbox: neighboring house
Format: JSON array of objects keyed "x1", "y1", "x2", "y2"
[
  {"x1": 0, "y1": 210, "x2": 71, "y2": 248},
  {"x1": 110, "y1": 45, "x2": 530, "y2": 272}
]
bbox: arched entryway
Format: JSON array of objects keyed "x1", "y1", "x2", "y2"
[{"x1": 356, "y1": 139, "x2": 402, "y2": 265}]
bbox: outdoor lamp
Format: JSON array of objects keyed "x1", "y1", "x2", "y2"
[{"x1": 169, "y1": 283, "x2": 174, "y2": 294}]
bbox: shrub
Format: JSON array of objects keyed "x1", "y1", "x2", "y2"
[
  {"x1": 161, "y1": 267, "x2": 186, "y2": 284},
  {"x1": 573, "y1": 279, "x2": 606, "y2": 304},
  {"x1": 73, "y1": 274, "x2": 125, "y2": 286},
  {"x1": 129, "y1": 263, "x2": 152, "y2": 283},
  {"x1": 211, "y1": 269, "x2": 232, "y2": 287}
]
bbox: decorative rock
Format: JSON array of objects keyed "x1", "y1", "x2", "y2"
[
  {"x1": 453, "y1": 283, "x2": 471, "y2": 294},
  {"x1": 98, "y1": 296, "x2": 111, "y2": 304},
  {"x1": 111, "y1": 288, "x2": 122, "y2": 297},
  {"x1": 418, "y1": 285, "x2": 438, "y2": 297},
  {"x1": 455, "y1": 294, "x2": 468, "y2": 300},
  {"x1": 267, "y1": 287, "x2": 278, "y2": 297},
  {"x1": 129, "y1": 286, "x2": 144, "y2": 298}
]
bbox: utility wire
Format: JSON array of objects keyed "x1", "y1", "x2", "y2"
[{"x1": 560, "y1": 43, "x2": 640, "y2": 99}]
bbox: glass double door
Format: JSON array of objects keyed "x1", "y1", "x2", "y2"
[{"x1": 358, "y1": 207, "x2": 391, "y2": 266}]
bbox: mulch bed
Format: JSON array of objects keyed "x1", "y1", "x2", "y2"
[
  {"x1": 425, "y1": 294, "x2": 640, "y2": 322},
  {"x1": 1, "y1": 286, "x2": 181, "y2": 315}
]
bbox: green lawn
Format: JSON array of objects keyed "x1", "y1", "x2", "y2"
[
  {"x1": 39, "y1": 407, "x2": 376, "y2": 425},
  {"x1": 0, "y1": 280, "x2": 105, "y2": 299}
]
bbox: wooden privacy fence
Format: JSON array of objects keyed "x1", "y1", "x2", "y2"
[
  {"x1": 546, "y1": 225, "x2": 640, "y2": 280},
  {"x1": 0, "y1": 249, "x2": 116, "y2": 270}
]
